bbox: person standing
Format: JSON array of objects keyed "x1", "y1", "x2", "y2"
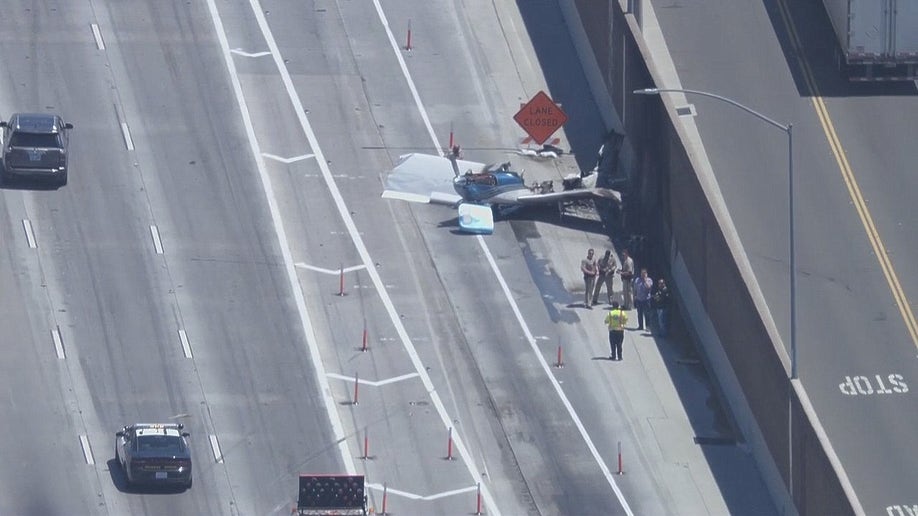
[
  {"x1": 633, "y1": 268, "x2": 654, "y2": 331},
  {"x1": 618, "y1": 249, "x2": 635, "y2": 310},
  {"x1": 605, "y1": 301, "x2": 628, "y2": 360},
  {"x1": 580, "y1": 248, "x2": 598, "y2": 309},
  {"x1": 652, "y1": 278, "x2": 672, "y2": 337},
  {"x1": 592, "y1": 249, "x2": 618, "y2": 306}
]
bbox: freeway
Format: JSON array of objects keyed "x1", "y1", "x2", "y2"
[
  {"x1": 0, "y1": 1, "x2": 342, "y2": 514},
  {"x1": 644, "y1": 0, "x2": 918, "y2": 512}
]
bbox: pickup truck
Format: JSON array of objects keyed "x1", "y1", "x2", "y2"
[{"x1": 0, "y1": 113, "x2": 73, "y2": 186}]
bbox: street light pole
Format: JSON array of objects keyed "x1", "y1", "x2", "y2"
[
  {"x1": 634, "y1": 87, "x2": 797, "y2": 380},
  {"x1": 787, "y1": 123, "x2": 796, "y2": 380}
]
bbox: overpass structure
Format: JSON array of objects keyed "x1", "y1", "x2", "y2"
[{"x1": 558, "y1": 0, "x2": 918, "y2": 514}]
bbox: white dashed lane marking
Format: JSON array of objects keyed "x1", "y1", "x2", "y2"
[
  {"x1": 120, "y1": 122, "x2": 134, "y2": 151},
  {"x1": 209, "y1": 434, "x2": 223, "y2": 463},
  {"x1": 178, "y1": 329, "x2": 192, "y2": 358},
  {"x1": 90, "y1": 23, "x2": 105, "y2": 50},
  {"x1": 52, "y1": 327, "x2": 65, "y2": 359},
  {"x1": 149, "y1": 225, "x2": 164, "y2": 254},
  {"x1": 22, "y1": 219, "x2": 36, "y2": 249},
  {"x1": 79, "y1": 435, "x2": 95, "y2": 465}
]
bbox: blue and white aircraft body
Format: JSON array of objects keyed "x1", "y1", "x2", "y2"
[{"x1": 382, "y1": 153, "x2": 620, "y2": 234}]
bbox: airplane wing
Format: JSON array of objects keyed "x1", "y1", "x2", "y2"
[
  {"x1": 381, "y1": 153, "x2": 483, "y2": 206},
  {"x1": 509, "y1": 187, "x2": 622, "y2": 205}
]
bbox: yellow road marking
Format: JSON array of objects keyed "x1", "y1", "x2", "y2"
[{"x1": 775, "y1": 0, "x2": 918, "y2": 348}]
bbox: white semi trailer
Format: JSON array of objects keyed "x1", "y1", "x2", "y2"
[{"x1": 822, "y1": 0, "x2": 918, "y2": 81}]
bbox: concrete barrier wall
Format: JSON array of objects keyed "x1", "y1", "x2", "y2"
[{"x1": 557, "y1": 1, "x2": 858, "y2": 514}]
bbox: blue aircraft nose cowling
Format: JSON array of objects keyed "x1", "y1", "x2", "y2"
[{"x1": 457, "y1": 203, "x2": 494, "y2": 234}]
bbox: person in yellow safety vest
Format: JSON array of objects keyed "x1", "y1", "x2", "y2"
[{"x1": 605, "y1": 301, "x2": 628, "y2": 361}]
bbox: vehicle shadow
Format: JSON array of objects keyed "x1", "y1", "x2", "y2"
[
  {"x1": 437, "y1": 216, "x2": 489, "y2": 236},
  {"x1": 0, "y1": 174, "x2": 63, "y2": 191},
  {"x1": 106, "y1": 458, "x2": 188, "y2": 495}
]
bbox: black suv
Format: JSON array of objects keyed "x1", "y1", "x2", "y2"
[{"x1": 0, "y1": 113, "x2": 73, "y2": 186}]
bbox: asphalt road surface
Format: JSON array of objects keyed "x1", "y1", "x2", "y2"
[
  {"x1": 0, "y1": 1, "x2": 342, "y2": 514},
  {"x1": 646, "y1": 0, "x2": 918, "y2": 513}
]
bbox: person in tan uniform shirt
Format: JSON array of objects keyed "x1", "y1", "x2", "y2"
[
  {"x1": 618, "y1": 249, "x2": 634, "y2": 310},
  {"x1": 593, "y1": 249, "x2": 618, "y2": 306},
  {"x1": 580, "y1": 248, "x2": 598, "y2": 309}
]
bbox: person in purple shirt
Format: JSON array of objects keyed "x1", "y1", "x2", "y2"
[{"x1": 632, "y1": 268, "x2": 653, "y2": 330}]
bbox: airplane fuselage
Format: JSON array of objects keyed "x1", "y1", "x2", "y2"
[{"x1": 452, "y1": 170, "x2": 526, "y2": 205}]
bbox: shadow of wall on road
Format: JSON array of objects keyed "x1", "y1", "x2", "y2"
[
  {"x1": 513, "y1": 0, "x2": 609, "y2": 173},
  {"x1": 514, "y1": 0, "x2": 657, "y2": 263},
  {"x1": 512, "y1": 0, "x2": 850, "y2": 514}
]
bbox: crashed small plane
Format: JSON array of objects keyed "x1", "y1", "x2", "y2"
[{"x1": 381, "y1": 150, "x2": 620, "y2": 234}]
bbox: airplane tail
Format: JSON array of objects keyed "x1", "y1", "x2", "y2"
[
  {"x1": 563, "y1": 130, "x2": 626, "y2": 190},
  {"x1": 591, "y1": 130, "x2": 625, "y2": 178},
  {"x1": 447, "y1": 146, "x2": 462, "y2": 177}
]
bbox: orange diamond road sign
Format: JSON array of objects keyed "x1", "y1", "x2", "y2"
[{"x1": 513, "y1": 91, "x2": 568, "y2": 145}]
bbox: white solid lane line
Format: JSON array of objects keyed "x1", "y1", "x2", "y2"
[
  {"x1": 371, "y1": 0, "x2": 633, "y2": 512},
  {"x1": 367, "y1": 0, "x2": 441, "y2": 150},
  {"x1": 203, "y1": 0, "x2": 357, "y2": 475},
  {"x1": 244, "y1": 0, "x2": 501, "y2": 512},
  {"x1": 477, "y1": 236, "x2": 634, "y2": 515}
]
